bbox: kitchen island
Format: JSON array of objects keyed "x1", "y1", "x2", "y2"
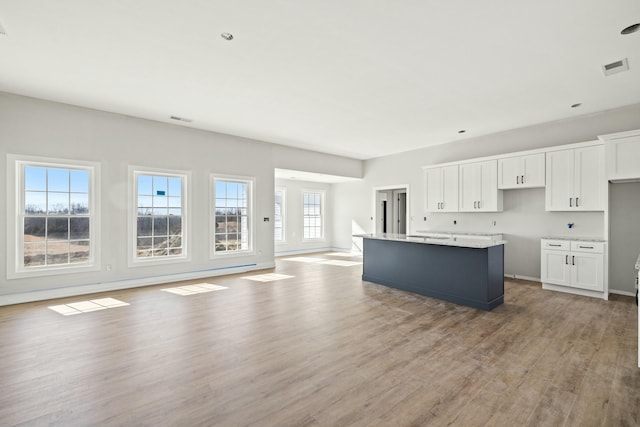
[{"x1": 355, "y1": 233, "x2": 506, "y2": 311}]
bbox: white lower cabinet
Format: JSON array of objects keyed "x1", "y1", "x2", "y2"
[{"x1": 541, "y1": 239, "x2": 604, "y2": 293}]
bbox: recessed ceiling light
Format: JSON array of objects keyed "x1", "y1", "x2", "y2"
[
  {"x1": 169, "y1": 115, "x2": 192, "y2": 123},
  {"x1": 458, "y1": 130, "x2": 466, "y2": 134},
  {"x1": 621, "y1": 23, "x2": 640, "y2": 35},
  {"x1": 221, "y1": 32, "x2": 234, "y2": 41},
  {"x1": 571, "y1": 103, "x2": 582, "y2": 108}
]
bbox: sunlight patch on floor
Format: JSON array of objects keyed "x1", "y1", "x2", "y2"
[
  {"x1": 49, "y1": 298, "x2": 129, "y2": 316},
  {"x1": 243, "y1": 273, "x2": 295, "y2": 282},
  {"x1": 161, "y1": 283, "x2": 228, "y2": 296},
  {"x1": 319, "y1": 260, "x2": 362, "y2": 267},
  {"x1": 281, "y1": 257, "x2": 328, "y2": 263},
  {"x1": 325, "y1": 252, "x2": 362, "y2": 258}
]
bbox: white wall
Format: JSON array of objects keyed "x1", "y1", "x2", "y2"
[
  {"x1": 274, "y1": 179, "x2": 333, "y2": 255},
  {"x1": 0, "y1": 92, "x2": 362, "y2": 303},
  {"x1": 332, "y1": 103, "x2": 640, "y2": 289}
]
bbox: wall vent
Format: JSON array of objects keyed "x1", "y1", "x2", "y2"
[
  {"x1": 169, "y1": 115, "x2": 193, "y2": 123},
  {"x1": 602, "y1": 58, "x2": 629, "y2": 76}
]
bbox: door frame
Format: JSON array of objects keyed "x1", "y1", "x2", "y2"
[{"x1": 373, "y1": 184, "x2": 410, "y2": 234}]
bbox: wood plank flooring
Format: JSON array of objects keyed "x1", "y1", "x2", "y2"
[{"x1": 0, "y1": 252, "x2": 638, "y2": 426}]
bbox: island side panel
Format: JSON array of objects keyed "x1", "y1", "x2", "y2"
[
  {"x1": 362, "y1": 238, "x2": 503, "y2": 311},
  {"x1": 486, "y1": 244, "x2": 505, "y2": 304}
]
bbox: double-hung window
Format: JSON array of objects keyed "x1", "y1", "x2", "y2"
[
  {"x1": 274, "y1": 188, "x2": 285, "y2": 242},
  {"x1": 131, "y1": 169, "x2": 188, "y2": 263},
  {"x1": 212, "y1": 176, "x2": 253, "y2": 255},
  {"x1": 9, "y1": 156, "x2": 99, "y2": 278},
  {"x1": 303, "y1": 191, "x2": 323, "y2": 240}
]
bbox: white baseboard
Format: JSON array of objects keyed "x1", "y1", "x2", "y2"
[
  {"x1": 275, "y1": 247, "x2": 334, "y2": 256},
  {"x1": 541, "y1": 282, "x2": 608, "y2": 300},
  {"x1": 0, "y1": 261, "x2": 276, "y2": 307},
  {"x1": 504, "y1": 274, "x2": 541, "y2": 282},
  {"x1": 608, "y1": 289, "x2": 636, "y2": 297}
]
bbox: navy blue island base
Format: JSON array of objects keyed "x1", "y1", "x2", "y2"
[{"x1": 361, "y1": 236, "x2": 505, "y2": 311}]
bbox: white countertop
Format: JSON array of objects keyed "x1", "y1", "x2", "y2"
[
  {"x1": 353, "y1": 233, "x2": 506, "y2": 249},
  {"x1": 542, "y1": 236, "x2": 607, "y2": 242},
  {"x1": 415, "y1": 231, "x2": 502, "y2": 237}
]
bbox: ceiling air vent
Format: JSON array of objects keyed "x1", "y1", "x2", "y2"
[
  {"x1": 169, "y1": 115, "x2": 192, "y2": 123},
  {"x1": 602, "y1": 58, "x2": 629, "y2": 76}
]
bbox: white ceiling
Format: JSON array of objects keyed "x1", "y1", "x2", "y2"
[
  {"x1": 0, "y1": 1, "x2": 639, "y2": 160},
  {"x1": 275, "y1": 168, "x2": 360, "y2": 184}
]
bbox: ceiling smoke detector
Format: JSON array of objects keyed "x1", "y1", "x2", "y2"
[
  {"x1": 221, "y1": 32, "x2": 234, "y2": 41},
  {"x1": 602, "y1": 58, "x2": 629, "y2": 76}
]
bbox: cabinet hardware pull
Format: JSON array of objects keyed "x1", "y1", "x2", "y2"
[
  {"x1": 579, "y1": 245, "x2": 594, "y2": 249},
  {"x1": 572, "y1": 256, "x2": 575, "y2": 265},
  {"x1": 576, "y1": 197, "x2": 579, "y2": 207},
  {"x1": 569, "y1": 198, "x2": 572, "y2": 207},
  {"x1": 441, "y1": 202, "x2": 444, "y2": 209},
  {"x1": 521, "y1": 175, "x2": 524, "y2": 183},
  {"x1": 474, "y1": 201, "x2": 477, "y2": 209},
  {"x1": 565, "y1": 255, "x2": 568, "y2": 264},
  {"x1": 477, "y1": 201, "x2": 481, "y2": 209},
  {"x1": 517, "y1": 176, "x2": 520, "y2": 184},
  {"x1": 549, "y1": 244, "x2": 561, "y2": 247}
]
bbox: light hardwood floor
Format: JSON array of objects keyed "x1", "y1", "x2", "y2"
[{"x1": 0, "y1": 253, "x2": 638, "y2": 426}]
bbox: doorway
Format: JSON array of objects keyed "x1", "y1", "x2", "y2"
[{"x1": 374, "y1": 185, "x2": 409, "y2": 234}]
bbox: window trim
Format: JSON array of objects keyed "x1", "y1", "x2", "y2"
[
  {"x1": 7, "y1": 154, "x2": 101, "y2": 279},
  {"x1": 128, "y1": 166, "x2": 191, "y2": 267},
  {"x1": 210, "y1": 174, "x2": 256, "y2": 258},
  {"x1": 302, "y1": 189, "x2": 325, "y2": 241},
  {"x1": 274, "y1": 187, "x2": 286, "y2": 244}
]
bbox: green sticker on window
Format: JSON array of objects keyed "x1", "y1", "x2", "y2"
[{"x1": 156, "y1": 190, "x2": 166, "y2": 196}]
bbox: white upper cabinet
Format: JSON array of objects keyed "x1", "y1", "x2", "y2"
[
  {"x1": 459, "y1": 160, "x2": 503, "y2": 212},
  {"x1": 497, "y1": 153, "x2": 545, "y2": 189},
  {"x1": 545, "y1": 145, "x2": 605, "y2": 211},
  {"x1": 424, "y1": 165, "x2": 458, "y2": 212},
  {"x1": 599, "y1": 129, "x2": 640, "y2": 181}
]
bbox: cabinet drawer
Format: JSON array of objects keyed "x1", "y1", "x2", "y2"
[
  {"x1": 571, "y1": 241, "x2": 604, "y2": 254},
  {"x1": 542, "y1": 240, "x2": 570, "y2": 250}
]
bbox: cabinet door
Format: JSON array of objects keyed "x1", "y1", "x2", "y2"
[
  {"x1": 478, "y1": 160, "x2": 501, "y2": 211},
  {"x1": 497, "y1": 157, "x2": 520, "y2": 189},
  {"x1": 570, "y1": 252, "x2": 604, "y2": 291},
  {"x1": 545, "y1": 149, "x2": 573, "y2": 211},
  {"x1": 574, "y1": 145, "x2": 605, "y2": 211},
  {"x1": 521, "y1": 153, "x2": 545, "y2": 188},
  {"x1": 459, "y1": 163, "x2": 480, "y2": 212},
  {"x1": 541, "y1": 250, "x2": 571, "y2": 286},
  {"x1": 606, "y1": 134, "x2": 640, "y2": 181},
  {"x1": 424, "y1": 168, "x2": 443, "y2": 212},
  {"x1": 441, "y1": 165, "x2": 459, "y2": 212}
]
